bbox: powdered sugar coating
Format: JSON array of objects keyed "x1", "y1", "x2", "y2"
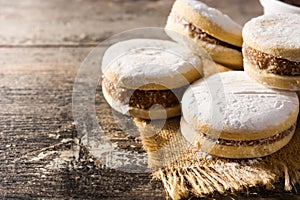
[
  {"x1": 179, "y1": 0, "x2": 242, "y2": 36},
  {"x1": 182, "y1": 71, "x2": 299, "y2": 132},
  {"x1": 102, "y1": 39, "x2": 203, "y2": 89},
  {"x1": 243, "y1": 14, "x2": 300, "y2": 62}
]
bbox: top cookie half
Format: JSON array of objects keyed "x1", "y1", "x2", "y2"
[
  {"x1": 102, "y1": 39, "x2": 203, "y2": 90},
  {"x1": 170, "y1": 0, "x2": 243, "y2": 47},
  {"x1": 243, "y1": 13, "x2": 300, "y2": 62}
]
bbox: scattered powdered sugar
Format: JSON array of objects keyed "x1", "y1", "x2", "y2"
[
  {"x1": 182, "y1": 71, "x2": 299, "y2": 132},
  {"x1": 179, "y1": 0, "x2": 242, "y2": 35},
  {"x1": 102, "y1": 39, "x2": 203, "y2": 89},
  {"x1": 243, "y1": 13, "x2": 300, "y2": 62}
]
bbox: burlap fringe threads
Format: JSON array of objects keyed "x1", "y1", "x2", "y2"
[{"x1": 135, "y1": 118, "x2": 300, "y2": 200}]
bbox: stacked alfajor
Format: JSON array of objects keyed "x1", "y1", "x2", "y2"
[
  {"x1": 181, "y1": 71, "x2": 299, "y2": 158},
  {"x1": 101, "y1": 39, "x2": 203, "y2": 120},
  {"x1": 165, "y1": 0, "x2": 243, "y2": 69},
  {"x1": 243, "y1": 14, "x2": 300, "y2": 91}
]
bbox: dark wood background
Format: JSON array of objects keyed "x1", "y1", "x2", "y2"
[{"x1": 1, "y1": 0, "x2": 299, "y2": 199}]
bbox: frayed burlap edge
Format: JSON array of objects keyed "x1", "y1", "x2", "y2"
[{"x1": 136, "y1": 117, "x2": 300, "y2": 200}]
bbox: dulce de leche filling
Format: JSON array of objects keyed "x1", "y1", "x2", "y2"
[
  {"x1": 204, "y1": 123, "x2": 296, "y2": 147},
  {"x1": 169, "y1": 12, "x2": 241, "y2": 52},
  {"x1": 243, "y1": 45, "x2": 300, "y2": 76},
  {"x1": 102, "y1": 78, "x2": 186, "y2": 110}
]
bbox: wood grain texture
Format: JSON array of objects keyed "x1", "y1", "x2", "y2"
[
  {"x1": 0, "y1": 0, "x2": 299, "y2": 199},
  {"x1": 0, "y1": 0, "x2": 262, "y2": 46},
  {"x1": 0, "y1": 48, "x2": 165, "y2": 199}
]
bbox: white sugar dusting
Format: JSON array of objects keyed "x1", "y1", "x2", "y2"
[
  {"x1": 102, "y1": 39, "x2": 202, "y2": 89},
  {"x1": 243, "y1": 13, "x2": 300, "y2": 61},
  {"x1": 180, "y1": 0, "x2": 242, "y2": 35},
  {"x1": 182, "y1": 71, "x2": 299, "y2": 132}
]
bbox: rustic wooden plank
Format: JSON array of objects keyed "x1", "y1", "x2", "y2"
[
  {"x1": 0, "y1": 47, "x2": 166, "y2": 199},
  {"x1": 0, "y1": 0, "x2": 172, "y2": 46},
  {"x1": 0, "y1": 47, "x2": 90, "y2": 67},
  {"x1": 0, "y1": 0, "x2": 262, "y2": 46}
]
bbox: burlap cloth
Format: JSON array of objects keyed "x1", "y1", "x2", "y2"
[{"x1": 133, "y1": 115, "x2": 300, "y2": 199}]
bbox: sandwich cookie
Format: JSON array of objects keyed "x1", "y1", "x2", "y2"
[
  {"x1": 181, "y1": 71, "x2": 299, "y2": 158},
  {"x1": 102, "y1": 39, "x2": 203, "y2": 120},
  {"x1": 243, "y1": 14, "x2": 300, "y2": 91},
  {"x1": 165, "y1": 0, "x2": 243, "y2": 69}
]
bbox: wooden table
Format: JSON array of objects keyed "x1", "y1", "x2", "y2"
[{"x1": 1, "y1": 0, "x2": 299, "y2": 199}]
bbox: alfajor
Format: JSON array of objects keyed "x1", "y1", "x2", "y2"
[
  {"x1": 181, "y1": 71, "x2": 299, "y2": 159},
  {"x1": 243, "y1": 14, "x2": 300, "y2": 91},
  {"x1": 101, "y1": 39, "x2": 203, "y2": 120},
  {"x1": 165, "y1": 0, "x2": 243, "y2": 69}
]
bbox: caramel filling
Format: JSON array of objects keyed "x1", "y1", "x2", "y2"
[
  {"x1": 244, "y1": 45, "x2": 300, "y2": 76},
  {"x1": 203, "y1": 123, "x2": 296, "y2": 147},
  {"x1": 102, "y1": 78, "x2": 186, "y2": 110},
  {"x1": 169, "y1": 12, "x2": 241, "y2": 52}
]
